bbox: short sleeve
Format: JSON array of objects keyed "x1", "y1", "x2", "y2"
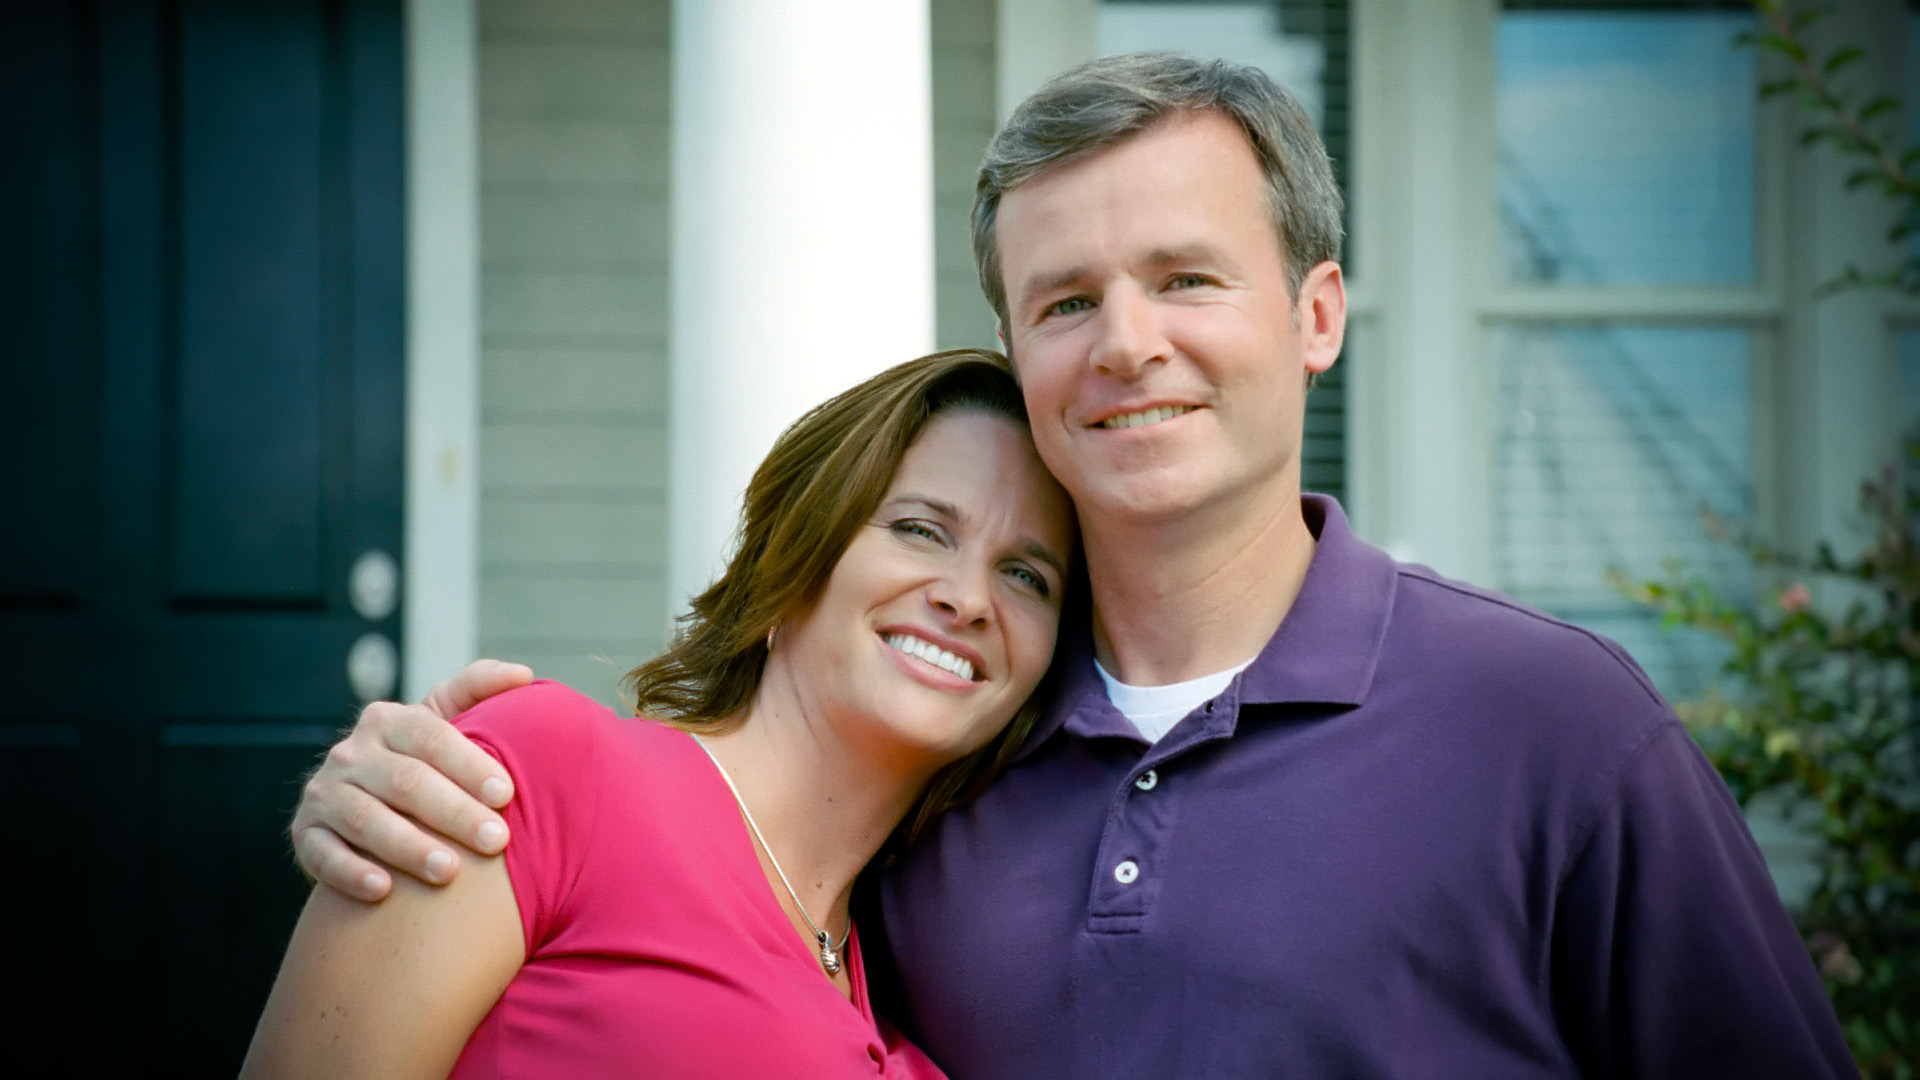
[
  {"x1": 1550, "y1": 721, "x2": 1855, "y2": 1077},
  {"x1": 453, "y1": 679, "x2": 609, "y2": 953}
]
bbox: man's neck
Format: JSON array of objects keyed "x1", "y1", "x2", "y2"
[{"x1": 1083, "y1": 488, "x2": 1317, "y2": 687}]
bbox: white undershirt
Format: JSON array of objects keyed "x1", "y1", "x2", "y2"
[{"x1": 1094, "y1": 658, "x2": 1255, "y2": 743}]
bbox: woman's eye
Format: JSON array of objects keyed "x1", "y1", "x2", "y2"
[
  {"x1": 890, "y1": 519, "x2": 942, "y2": 543},
  {"x1": 1005, "y1": 564, "x2": 1051, "y2": 598}
]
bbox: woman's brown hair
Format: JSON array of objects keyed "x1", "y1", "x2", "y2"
[{"x1": 622, "y1": 347, "x2": 1076, "y2": 844}]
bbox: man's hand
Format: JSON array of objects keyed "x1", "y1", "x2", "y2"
[{"x1": 292, "y1": 660, "x2": 534, "y2": 900}]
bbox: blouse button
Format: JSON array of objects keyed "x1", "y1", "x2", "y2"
[
  {"x1": 1134, "y1": 769, "x2": 1159, "y2": 791},
  {"x1": 1113, "y1": 859, "x2": 1140, "y2": 884}
]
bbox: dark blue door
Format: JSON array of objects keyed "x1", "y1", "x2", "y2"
[{"x1": 0, "y1": 0, "x2": 404, "y2": 1073}]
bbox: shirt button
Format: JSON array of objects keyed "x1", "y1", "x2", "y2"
[
  {"x1": 1134, "y1": 769, "x2": 1159, "y2": 791},
  {"x1": 1113, "y1": 859, "x2": 1140, "y2": 884}
]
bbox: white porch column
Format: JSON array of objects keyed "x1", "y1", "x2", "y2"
[
  {"x1": 669, "y1": 0, "x2": 934, "y2": 618},
  {"x1": 403, "y1": 0, "x2": 479, "y2": 698},
  {"x1": 1349, "y1": 0, "x2": 1496, "y2": 584},
  {"x1": 997, "y1": 0, "x2": 1097, "y2": 123}
]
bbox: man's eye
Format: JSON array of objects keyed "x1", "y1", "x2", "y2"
[
  {"x1": 1169, "y1": 274, "x2": 1209, "y2": 289},
  {"x1": 1047, "y1": 296, "x2": 1093, "y2": 317}
]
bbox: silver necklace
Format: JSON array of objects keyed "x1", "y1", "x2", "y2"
[{"x1": 692, "y1": 735, "x2": 851, "y2": 976}]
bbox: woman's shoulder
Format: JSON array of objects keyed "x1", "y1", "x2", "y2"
[
  {"x1": 452, "y1": 679, "x2": 696, "y2": 787},
  {"x1": 450, "y1": 683, "x2": 704, "y2": 940},
  {"x1": 454, "y1": 678, "x2": 611, "y2": 733}
]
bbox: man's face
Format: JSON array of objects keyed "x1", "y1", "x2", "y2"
[{"x1": 994, "y1": 109, "x2": 1344, "y2": 529}]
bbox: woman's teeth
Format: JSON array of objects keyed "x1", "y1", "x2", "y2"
[{"x1": 884, "y1": 633, "x2": 976, "y2": 681}]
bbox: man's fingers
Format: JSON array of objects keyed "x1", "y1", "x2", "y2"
[
  {"x1": 292, "y1": 824, "x2": 394, "y2": 902},
  {"x1": 321, "y1": 772, "x2": 471, "y2": 884},
  {"x1": 378, "y1": 703, "x2": 516, "y2": 830},
  {"x1": 424, "y1": 658, "x2": 534, "y2": 719}
]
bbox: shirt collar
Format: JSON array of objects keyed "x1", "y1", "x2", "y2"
[{"x1": 1017, "y1": 495, "x2": 1398, "y2": 759}]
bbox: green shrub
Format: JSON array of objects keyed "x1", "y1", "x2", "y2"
[{"x1": 1623, "y1": 459, "x2": 1919, "y2": 1075}]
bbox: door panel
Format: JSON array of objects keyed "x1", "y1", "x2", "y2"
[
  {"x1": 174, "y1": 0, "x2": 330, "y2": 604},
  {"x1": 1, "y1": 1, "x2": 100, "y2": 612},
  {"x1": 0, "y1": 0, "x2": 404, "y2": 1074}
]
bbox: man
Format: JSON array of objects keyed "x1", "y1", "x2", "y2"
[{"x1": 293, "y1": 54, "x2": 1852, "y2": 1075}]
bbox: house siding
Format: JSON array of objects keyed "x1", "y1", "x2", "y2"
[
  {"x1": 476, "y1": 0, "x2": 672, "y2": 702},
  {"x1": 474, "y1": 0, "x2": 999, "y2": 703},
  {"x1": 934, "y1": 0, "x2": 999, "y2": 350}
]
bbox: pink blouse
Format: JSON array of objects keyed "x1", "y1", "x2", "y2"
[{"x1": 446, "y1": 680, "x2": 947, "y2": 1079}]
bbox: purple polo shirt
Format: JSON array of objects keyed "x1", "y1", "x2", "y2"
[{"x1": 869, "y1": 496, "x2": 1852, "y2": 1078}]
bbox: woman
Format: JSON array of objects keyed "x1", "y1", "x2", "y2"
[{"x1": 242, "y1": 349, "x2": 1075, "y2": 1078}]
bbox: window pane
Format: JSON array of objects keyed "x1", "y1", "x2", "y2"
[
  {"x1": 1099, "y1": 2, "x2": 1327, "y2": 128},
  {"x1": 1495, "y1": 324, "x2": 1751, "y2": 695},
  {"x1": 1900, "y1": 329, "x2": 1920, "y2": 434},
  {"x1": 1497, "y1": 11, "x2": 1756, "y2": 285}
]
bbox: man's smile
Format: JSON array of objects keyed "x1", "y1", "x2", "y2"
[{"x1": 1095, "y1": 405, "x2": 1199, "y2": 430}]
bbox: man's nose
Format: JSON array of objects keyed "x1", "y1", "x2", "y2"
[{"x1": 1088, "y1": 285, "x2": 1168, "y2": 377}]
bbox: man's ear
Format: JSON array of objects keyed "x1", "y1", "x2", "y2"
[{"x1": 1298, "y1": 261, "x2": 1347, "y2": 377}]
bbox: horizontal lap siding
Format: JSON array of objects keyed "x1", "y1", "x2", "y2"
[
  {"x1": 477, "y1": 0, "x2": 671, "y2": 705},
  {"x1": 476, "y1": 0, "x2": 999, "y2": 705},
  {"x1": 934, "y1": 0, "x2": 998, "y2": 351}
]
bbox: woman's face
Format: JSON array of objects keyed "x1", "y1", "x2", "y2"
[{"x1": 775, "y1": 409, "x2": 1075, "y2": 772}]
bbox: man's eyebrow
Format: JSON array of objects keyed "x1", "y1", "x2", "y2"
[
  {"x1": 1143, "y1": 244, "x2": 1229, "y2": 270},
  {"x1": 1014, "y1": 265, "x2": 1090, "y2": 307},
  {"x1": 1014, "y1": 246, "x2": 1235, "y2": 308}
]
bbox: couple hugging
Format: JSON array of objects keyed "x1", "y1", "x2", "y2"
[{"x1": 244, "y1": 52, "x2": 1852, "y2": 1079}]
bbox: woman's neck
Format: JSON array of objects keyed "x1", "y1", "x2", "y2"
[{"x1": 694, "y1": 676, "x2": 933, "y2": 976}]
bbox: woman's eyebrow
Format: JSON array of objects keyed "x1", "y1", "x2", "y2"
[
  {"x1": 884, "y1": 494, "x2": 961, "y2": 520},
  {"x1": 1021, "y1": 541, "x2": 1067, "y2": 580},
  {"x1": 886, "y1": 494, "x2": 1065, "y2": 577}
]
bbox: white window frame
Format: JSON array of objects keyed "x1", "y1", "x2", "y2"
[{"x1": 1350, "y1": 0, "x2": 1912, "y2": 586}]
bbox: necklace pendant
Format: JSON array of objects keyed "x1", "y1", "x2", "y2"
[{"x1": 818, "y1": 934, "x2": 843, "y2": 975}]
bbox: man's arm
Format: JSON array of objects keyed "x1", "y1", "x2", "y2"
[
  {"x1": 1552, "y1": 721, "x2": 1855, "y2": 1076},
  {"x1": 291, "y1": 660, "x2": 532, "y2": 900}
]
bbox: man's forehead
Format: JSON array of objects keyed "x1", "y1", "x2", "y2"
[{"x1": 994, "y1": 114, "x2": 1281, "y2": 286}]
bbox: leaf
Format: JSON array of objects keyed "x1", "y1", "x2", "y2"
[
  {"x1": 1757, "y1": 34, "x2": 1811, "y2": 65},
  {"x1": 1847, "y1": 167, "x2": 1884, "y2": 191},
  {"x1": 1761, "y1": 77, "x2": 1802, "y2": 100},
  {"x1": 1764, "y1": 730, "x2": 1802, "y2": 759},
  {"x1": 1823, "y1": 46, "x2": 1865, "y2": 77},
  {"x1": 1859, "y1": 96, "x2": 1900, "y2": 124},
  {"x1": 1790, "y1": 4, "x2": 1830, "y2": 32},
  {"x1": 1800, "y1": 126, "x2": 1837, "y2": 147}
]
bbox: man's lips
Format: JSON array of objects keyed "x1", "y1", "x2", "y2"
[{"x1": 1090, "y1": 404, "x2": 1199, "y2": 430}]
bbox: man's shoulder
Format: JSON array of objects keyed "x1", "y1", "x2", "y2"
[{"x1": 1381, "y1": 561, "x2": 1672, "y2": 726}]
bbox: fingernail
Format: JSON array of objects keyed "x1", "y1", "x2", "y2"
[
  {"x1": 360, "y1": 872, "x2": 385, "y2": 899},
  {"x1": 477, "y1": 820, "x2": 508, "y2": 852},
  {"x1": 482, "y1": 777, "x2": 511, "y2": 806},
  {"x1": 425, "y1": 849, "x2": 456, "y2": 882}
]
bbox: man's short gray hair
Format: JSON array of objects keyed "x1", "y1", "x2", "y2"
[{"x1": 973, "y1": 51, "x2": 1344, "y2": 328}]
